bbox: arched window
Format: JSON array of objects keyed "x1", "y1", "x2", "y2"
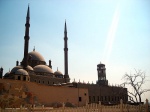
[
  {"x1": 18, "y1": 76, "x2": 21, "y2": 80},
  {"x1": 93, "y1": 96, "x2": 95, "y2": 101},
  {"x1": 23, "y1": 76, "x2": 26, "y2": 81}
]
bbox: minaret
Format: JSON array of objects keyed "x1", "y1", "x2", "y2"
[
  {"x1": 64, "y1": 21, "x2": 69, "y2": 80},
  {"x1": 22, "y1": 5, "x2": 30, "y2": 68},
  {"x1": 16, "y1": 60, "x2": 19, "y2": 66},
  {"x1": 49, "y1": 60, "x2": 52, "y2": 69},
  {"x1": 0, "y1": 67, "x2": 3, "y2": 79}
]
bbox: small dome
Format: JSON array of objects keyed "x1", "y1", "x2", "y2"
[
  {"x1": 28, "y1": 51, "x2": 45, "y2": 62},
  {"x1": 26, "y1": 65, "x2": 34, "y2": 71},
  {"x1": 11, "y1": 66, "x2": 23, "y2": 73},
  {"x1": 11, "y1": 65, "x2": 33, "y2": 73},
  {"x1": 34, "y1": 65, "x2": 53, "y2": 74},
  {"x1": 54, "y1": 68, "x2": 63, "y2": 78},
  {"x1": 54, "y1": 70, "x2": 63, "y2": 75},
  {"x1": 15, "y1": 69, "x2": 29, "y2": 75},
  {"x1": 4, "y1": 72, "x2": 10, "y2": 77}
]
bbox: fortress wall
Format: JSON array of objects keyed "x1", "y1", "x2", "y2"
[
  {"x1": 73, "y1": 83, "x2": 128, "y2": 104},
  {"x1": 0, "y1": 79, "x2": 88, "y2": 107}
]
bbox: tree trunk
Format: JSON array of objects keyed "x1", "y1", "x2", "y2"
[{"x1": 138, "y1": 94, "x2": 141, "y2": 103}]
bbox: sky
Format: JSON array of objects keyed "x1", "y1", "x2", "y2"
[{"x1": 0, "y1": 0, "x2": 150, "y2": 102}]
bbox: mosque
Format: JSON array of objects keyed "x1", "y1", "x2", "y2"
[
  {"x1": 0, "y1": 6, "x2": 128, "y2": 106},
  {"x1": 1, "y1": 6, "x2": 69, "y2": 85}
]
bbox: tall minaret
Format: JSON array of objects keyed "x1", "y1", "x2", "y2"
[
  {"x1": 64, "y1": 21, "x2": 69, "y2": 79},
  {"x1": 22, "y1": 5, "x2": 30, "y2": 68}
]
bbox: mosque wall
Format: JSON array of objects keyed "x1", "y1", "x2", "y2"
[{"x1": 30, "y1": 75, "x2": 69, "y2": 85}]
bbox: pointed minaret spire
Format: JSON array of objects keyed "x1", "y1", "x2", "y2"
[
  {"x1": 22, "y1": 5, "x2": 30, "y2": 68},
  {"x1": 27, "y1": 4, "x2": 30, "y2": 18},
  {"x1": 64, "y1": 20, "x2": 69, "y2": 81},
  {"x1": 64, "y1": 20, "x2": 67, "y2": 35}
]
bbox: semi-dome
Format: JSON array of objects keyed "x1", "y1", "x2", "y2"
[
  {"x1": 26, "y1": 65, "x2": 34, "y2": 71},
  {"x1": 11, "y1": 65, "x2": 33, "y2": 73},
  {"x1": 28, "y1": 51, "x2": 45, "y2": 62},
  {"x1": 34, "y1": 65, "x2": 53, "y2": 74},
  {"x1": 54, "y1": 70, "x2": 63, "y2": 75},
  {"x1": 15, "y1": 69, "x2": 29, "y2": 75}
]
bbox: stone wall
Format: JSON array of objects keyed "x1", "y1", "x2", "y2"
[
  {"x1": 0, "y1": 79, "x2": 88, "y2": 107},
  {"x1": 72, "y1": 82, "x2": 128, "y2": 104}
]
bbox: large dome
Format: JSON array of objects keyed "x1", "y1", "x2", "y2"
[
  {"x1": 28, "y1": 51, "x2": 45, "y2": 62},
  {"x1": 34, "y1": 65, "x2": 53, "y2": 74}
]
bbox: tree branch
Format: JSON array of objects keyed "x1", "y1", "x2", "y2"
[{"x1": 122, "y1": 69, "x2": 150, "y2": 103}]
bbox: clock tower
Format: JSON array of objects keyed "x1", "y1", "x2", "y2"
[{"x1": 97, "y1": 62, "x2": 108, "y2": 85}]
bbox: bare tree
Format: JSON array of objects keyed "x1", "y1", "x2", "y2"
[{"x1": 121, "y1": 69, "x2": 150, "y2": 103}]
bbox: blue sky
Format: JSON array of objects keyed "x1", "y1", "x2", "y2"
[{"x1": 0, "y1": 0, "x2": 150, "y2": 102}]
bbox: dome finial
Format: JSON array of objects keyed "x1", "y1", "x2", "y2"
[
  {"x1": 16, "y1": 60, "x2": 19, "y2": 66},
  {"x1": 49, "y1": 60, "x2": 52, "y2": 68},
  {"x1": 33, "y1": 46, "x2": 35, "y2": 51}
]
